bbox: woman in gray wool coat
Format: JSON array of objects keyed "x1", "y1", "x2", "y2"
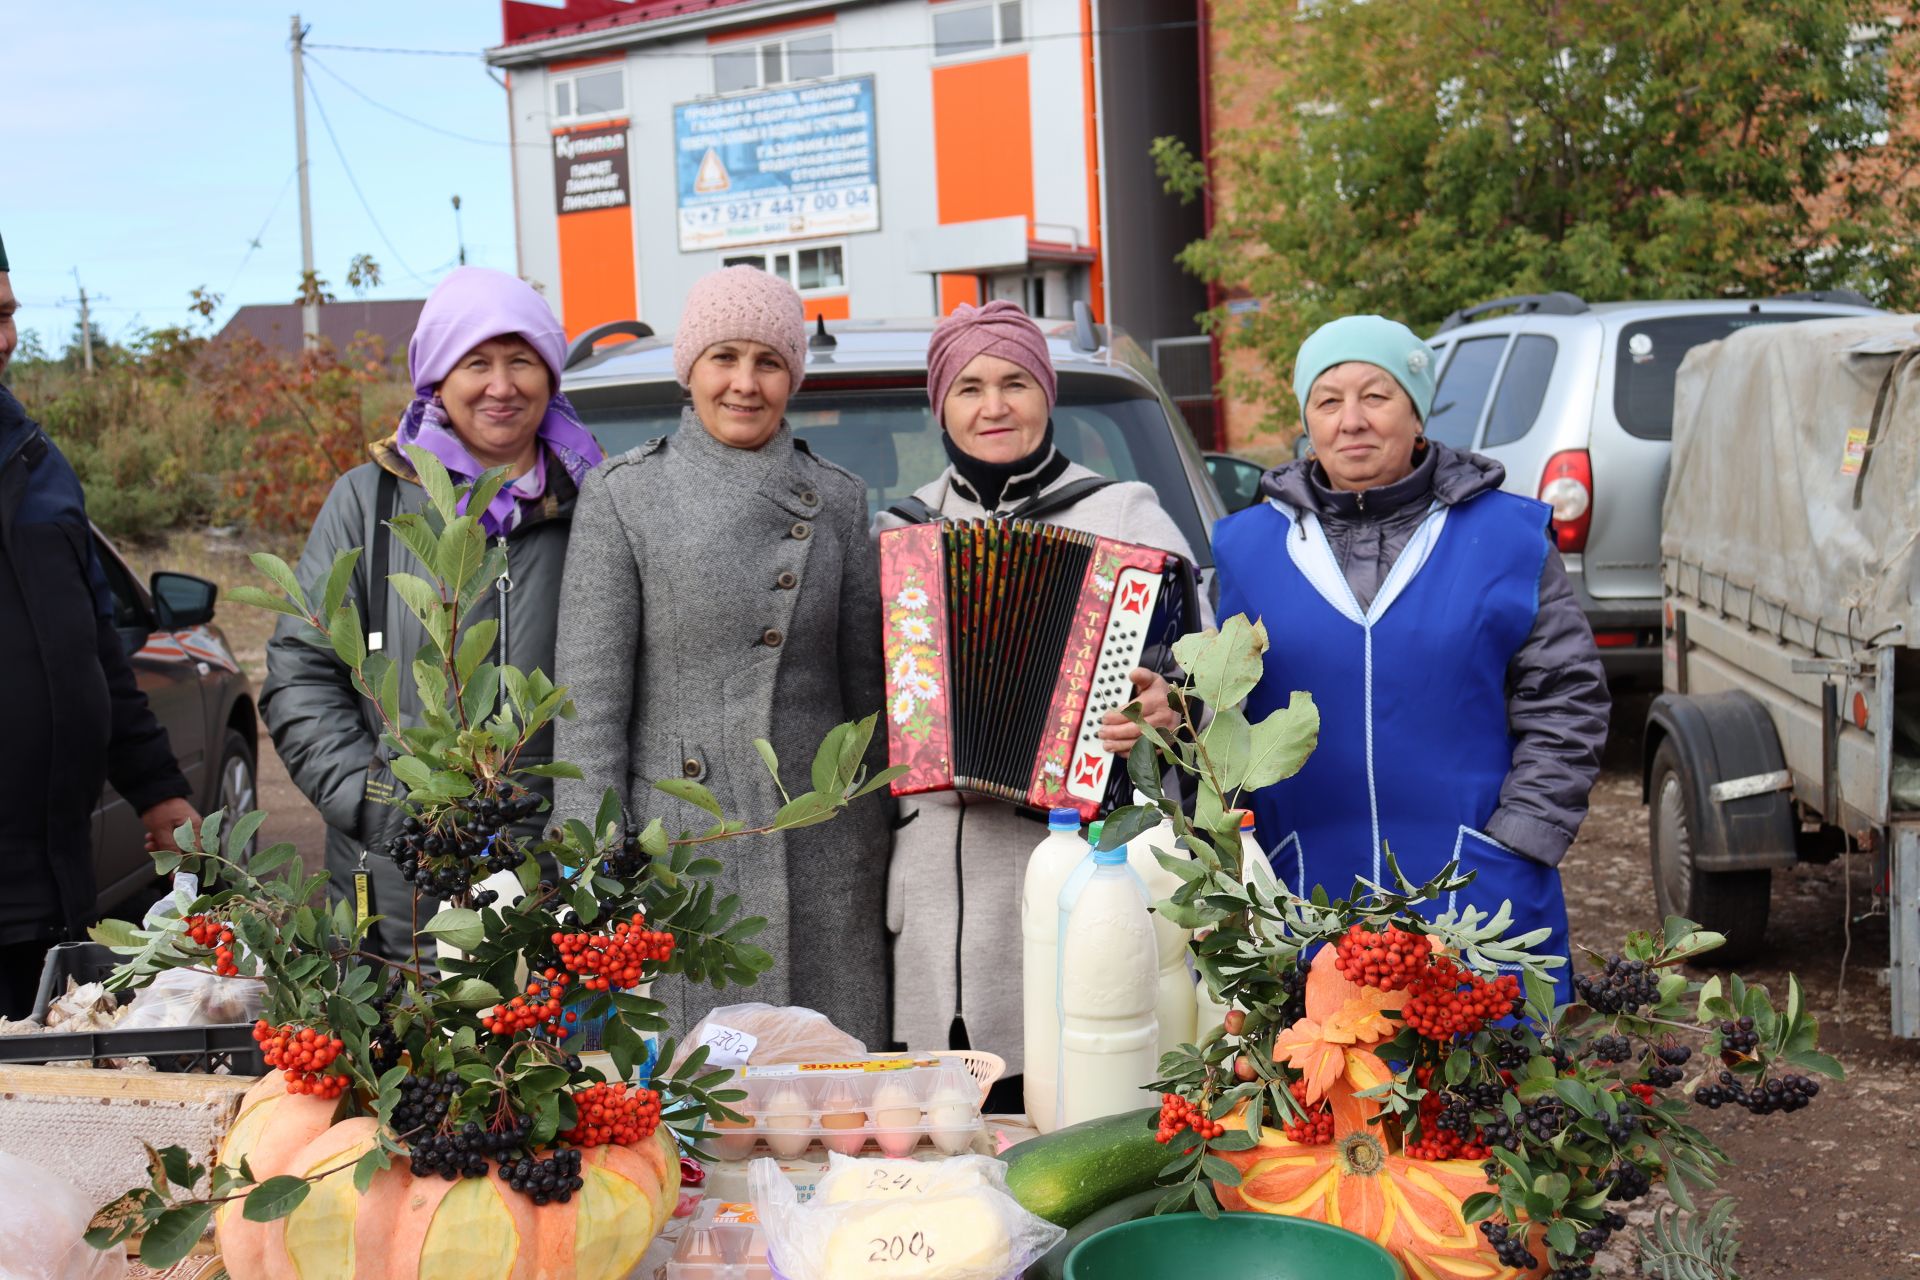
[
  {"x1": 555, "y1": 267, "x2": 891, "y2": 1047},
  {"x1": 873, "y1": 301, "x2": 1209, "y2": 1082}
]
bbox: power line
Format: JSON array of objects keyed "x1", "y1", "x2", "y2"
[
  {"x1": 304, "y1": 19, "x2": 1200, "y2": 62},
  {"x1": 305, "y1": 53, "x2": 513, "y2": 149},
  {"x1": 302, "y1": 67, "x2": 433, "y2": 286},
  {"x1": 225, "y1": 165, "x2": 301, "y2": 297}
]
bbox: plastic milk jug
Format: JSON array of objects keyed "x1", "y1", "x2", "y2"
[
  {"x1": 1195, "y1": 810, "x2": 1269, "y2": 1038},
  {"x1": 1056, "y1": 841, "x2": 1160, "y2": 1127},
  {"x1": 1021, "y1": 807, "x2": 1088, "y2": 1133},
  {"x1": 1129, "y1": 791, "x2": 1196, "y2": 1057}
]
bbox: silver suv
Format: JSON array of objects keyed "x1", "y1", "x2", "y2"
[
  {"x1": 1425, "y1": 291, "x2": 1880, "y2": 680},
  {"x1": 556, "y1": 310, "x2": 1228, "y2": 583}
]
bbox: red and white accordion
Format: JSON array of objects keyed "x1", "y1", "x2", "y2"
[{"x1": 879, "y1": 519, "x2": 1191, "y2": 819}]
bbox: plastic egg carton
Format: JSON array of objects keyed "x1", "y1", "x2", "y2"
[
  {"x1": 665, "y1": 1200, "x2": 772, "y2": 1280},
  {"x1": 706, "y1": 1059, "x2": 984, "y2": 1160}
]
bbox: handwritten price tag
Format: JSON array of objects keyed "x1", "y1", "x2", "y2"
[{"x1": 698, "y1": 1022, "x2": 759, "y2": 1068}]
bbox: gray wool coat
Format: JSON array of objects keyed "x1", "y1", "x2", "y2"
[
  {"x1": 871, "y1": 458, "x2": 1207, "y2": 1075},
  {"x1": 554, "y1": 410, "x2": 892, "y2": 1048},
  {"x1": 261, "y1": 438, "x2": 576, "y2": 959}
]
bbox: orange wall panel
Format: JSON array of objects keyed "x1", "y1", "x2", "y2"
[
  {"x1": 556, "y1": 205, "x2": 637, "y2": 340},
  {"x1": 939, "y1": 274, "x2": 981, "y2": 313},
  {"x1": 802, "y1": 294, "x2": 850, "y2": 321},
  {"x1": 931, "y1": 55, "x2": 1034, "y2": 227}
]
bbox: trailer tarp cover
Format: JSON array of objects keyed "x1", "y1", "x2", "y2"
[{"x1": 1667, "y1": 314, "x2": 1920, "y2": 644}]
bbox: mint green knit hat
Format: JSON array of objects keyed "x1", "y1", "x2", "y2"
[
  {"x1": 0, "y1": 232, "x2": 9, "y2": 273},
  {"x1": 1292, "y1": 315, "x2": 1437, "y2": 421}
]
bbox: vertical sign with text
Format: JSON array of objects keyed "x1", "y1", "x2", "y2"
[{"x1": 553, "y1": 122, "x2": 631, "y2": 215}]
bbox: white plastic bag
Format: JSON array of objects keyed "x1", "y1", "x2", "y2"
[
  {"x1": 813, "y1": 1152, "x2": 1006, "y2": 1204},
  {"x1": 750, "y1": 1155, "x2": 1064, "y2": 1280},
  {"x1": 117, "y1": 966, "x2": 264, "y2": 1030},
  {"x1": 670, "y1": 1003, "x2": 866, "y2": 1073},
  {"x1": 0, "y1": 1150, "x2": 125, "y2": 1280}
]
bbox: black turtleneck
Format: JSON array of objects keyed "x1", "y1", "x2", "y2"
[{"x1": 943, "y1": 421, "x2": 1068, "y2": 511}]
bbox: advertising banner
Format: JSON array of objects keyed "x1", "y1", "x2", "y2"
[
  {"x1": 674, "y1": 75, "x2": 878, "y2": 251},
  {"x1": 553, "y1": 123, "x2": 631, "y2": 215}
]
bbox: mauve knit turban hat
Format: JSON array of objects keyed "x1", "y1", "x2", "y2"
[
  {"x1": 672, "y1": 266, "x2": 808, "y2": 391},
  {"x1": 926, "y1": 300, "x2": 1058, "y2": 429}
]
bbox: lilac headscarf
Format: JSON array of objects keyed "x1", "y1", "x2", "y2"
[{"x1": 395, "y1": 267, "x2": 604, "y2": 534}]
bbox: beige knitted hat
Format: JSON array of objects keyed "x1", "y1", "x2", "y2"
[{"x1": 672, "y1": 266, "x2": 808, "y2": 391}]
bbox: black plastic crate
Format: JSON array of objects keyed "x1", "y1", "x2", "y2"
[{"x1": 0, "y1": 942, "x2": 265, "y2": 1074}]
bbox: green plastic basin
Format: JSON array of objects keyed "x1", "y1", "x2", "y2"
[{"x1": 1062, "y1": 1212, "x2": 1404, "y2": 1279}]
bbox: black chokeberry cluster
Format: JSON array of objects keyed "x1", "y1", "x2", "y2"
[
  {"x1": 1480, "y1": 1098, "x2": 1566, "y2": 1151},
  {"x1": 368, "y1": 1021, "x2": 402, "y2": 1075},
  {"x1": 598, "y1": 821, "x2": 654, "y2": 882},
  {"x1": 1276, "y1": 957, "x2": 1310, "y2": 1028},
  {"x1": 1548, "y1": 1263, "x2": 1593, "y2": 1280},
  {"x1": 383, "y1": 793, "x2": 542, "y2": 900},
  {"x1": 501, "y1": 1148, "x2": 584, "y2": 1205},
  {"x1": 1718, "y1": 1016, "x2": 1760, "y2": 1055},
  {"x1": 1575, "y1": 1209, "x2": 1628, "y2": 1254},
  {"x1": 1602, "y1": 1112, "x2": 1637, "y2": 1144},
  {"x1": 1601, "y1": 1159, "x2": 1653, "y2": 1202},
  {"x1": 393, "y1": 1071, "x2": 458, "y2": 1138},
  {"x1": 1646, "y1": 1042, "x2": 1691, "y2": 1087},
  {"x1": 1491, "y1": 1029, "x2": 1534, "y2": 1071},
  {"x1": 1437, "y1": 1083, "x2": 1505, "y2": 1138},
  {"x1": 1694, "y1": 1070, "x2": 1819, "y2": 1115},
  {"x1": 1575, "y1": 956, "x2": 1661, "y2": 1014},
  {"x1": 1589, "y1": 1033, "x2": 1633, "y2": 1063},
  {"x1": 1478, "y1": 1220, "x2": 1537, "y2": 1270}
]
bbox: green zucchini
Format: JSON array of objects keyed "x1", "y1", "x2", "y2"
[
  {"x1": 1027, "y1": 1187, "x2": 1178, "y2": 1280},
  {"x1": 1000, "y1": 1107, "x2": 1168, "y2": 1228}
]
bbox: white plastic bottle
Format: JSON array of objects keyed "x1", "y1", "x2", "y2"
[
  {"x1": 1020, "y1": 807, "x2": 1087, "y2": 1133},
  {"x1": 1194, "y1": 810, "x2": 1269, "y2": 1040},
  {"x1": 1128, "y1": 792, "x2": 1196, "y2": 1058},
  {"x1": 1056, "y1": 841, "x2": 1160, "y2": 1128}
]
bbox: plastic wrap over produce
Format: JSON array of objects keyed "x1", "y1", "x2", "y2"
[
  {"x1": 1665, "y1": 314, "x2": 1920, "y2": 641},
  {"x1": 0, "y1": 1150, "x2": 124, "y2": 1280},
  {"x1": 749, "y1": 1153, "x2": 1064, "y2": 1280}
]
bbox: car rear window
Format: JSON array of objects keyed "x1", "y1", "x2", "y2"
[
  {"x1": 1481, "y1": 335, "x2": 1557, "y2": 448},
  {"x1": 1614, "y1": 312, "x2": 1829, "y2": 439},
  {"x1": 567, "y1": 378, "x2": 1214, "y2": 565}
]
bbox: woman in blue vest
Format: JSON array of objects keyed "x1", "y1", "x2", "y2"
[{"x1": 1213, "y1": 316, "x2": 1609, "y2": 997}]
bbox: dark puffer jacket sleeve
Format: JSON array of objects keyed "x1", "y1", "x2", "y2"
[
  {"x1": 260, "y1": 472, "x2": 381, "y2": 835},
  {"x1": 1482, "y1": 550, "x2": 1610, "y2": 867}
]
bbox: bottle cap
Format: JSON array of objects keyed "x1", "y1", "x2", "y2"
[
  {"x1": 1048, "y1": 807, "x2": 1081, "y2": 831},
  {"x1": 1237, "y1": 810, "x2": 1256, "y2": 831},
  {"x1": 1087, "y1": 819, "x2": 1105, "y2": 845},
  {"x1": 1092, "y1": 842, "x2": 1128, "y2": 866}
]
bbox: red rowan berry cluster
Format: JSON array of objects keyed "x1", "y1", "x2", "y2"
[
  {"x1": 560, "y1": 1081, "x2": 662, "y2": 1146},
  {"x1": 183, "y1": 915, "x2": 237, "y2": 977},
  {"x1": 1333, "y1": 924, "x2": 1434, "y2": 992},
  {"x1": 1401, "y1": 958, "x2": 1523, "y2": 1041},
  {"x1": 1280, "y1": 1079, "x2": 1334, "y2": 1146},
  {"x1": 483, "y1": 971, "x2": 576, "y2": 1039},
  {"x1": 553, "y1": 913, "x2": 675, "y2": 992},
  {"x1": 1154, "y1": 1092, "x2": 1224, "y2": 1144},
  {"x1": 253, "y1": 1022, "x2": 348, "y2": 1098}
]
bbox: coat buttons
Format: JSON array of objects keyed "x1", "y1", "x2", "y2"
[
  {"x1": 763, "y1": 628, "x2": 785, "y2": 648},
  {"x1": 791, "y1": 522, "x2": 812, "y2": 540},
  {"x1": 682, "y1": 758, "x2": 702, "y2": 778},
  {"x1": 799, "y1": 489, "x2": 819, "y2": 506},
  {"x1": 776, "y1": 571, "x2": 797, "y2": 590}
]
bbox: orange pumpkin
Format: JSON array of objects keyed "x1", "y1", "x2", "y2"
[
  {"x1": 1212, "y1": 948, "x2": 1545, "y2": 1280},
  {"x1": 214, "y1": 1081, "x2": 681, "y2": 1280}
]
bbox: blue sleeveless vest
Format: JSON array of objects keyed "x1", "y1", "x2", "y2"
[{"x1": 1213, "y1": 490, "x2": 1570, "y2": 999}]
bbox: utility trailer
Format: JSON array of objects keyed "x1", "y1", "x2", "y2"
[{"x1": 1649, "y1": 314, "x2": 1920, "y2": 1035}]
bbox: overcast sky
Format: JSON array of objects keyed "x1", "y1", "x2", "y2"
[{"x1": 8, "y1": 3, "x2": 521, "y2": 355}]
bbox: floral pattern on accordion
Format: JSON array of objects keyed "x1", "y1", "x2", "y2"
[{"x1": 878, "y1": 526, "x2": 954, "y2": 795}]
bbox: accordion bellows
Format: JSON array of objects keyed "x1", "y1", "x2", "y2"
[{"x1": 880, "y1": 520, "x2": 1174, "y2": 818}]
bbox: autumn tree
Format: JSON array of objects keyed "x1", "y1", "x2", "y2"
[{"x1": 1162, "y1": 0, "x2": 1920, "y2": 433}]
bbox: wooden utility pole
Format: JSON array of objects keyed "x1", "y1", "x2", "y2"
[
  {"x1": 71, "y1": 268, "x2": 95, "y2": 375},
  {"x1": 291, "y1": 13, "x2": 319, "y2": 348}
]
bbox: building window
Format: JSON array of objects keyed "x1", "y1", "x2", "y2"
[
  {"x1": 553, "y1": 65, "x2": 625, "y2": 122},
  {"x1": 712, "y1": 29, "x2": 836, "y2": 94},
  {"x1": 721, "y1": 245, "x2": 847, "y2": 293},
  {"x1": 932, "y1": 0, "x2": 1023, "y2": 59}
]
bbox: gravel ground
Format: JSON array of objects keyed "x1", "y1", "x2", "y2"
[{"x1": 1565, "y1": 691, "x2": 1920, "y2": 1279}]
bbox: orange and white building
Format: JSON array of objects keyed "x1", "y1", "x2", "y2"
[{"x1": 486, "y1": 0, "x2": 1212, "y2": 436}]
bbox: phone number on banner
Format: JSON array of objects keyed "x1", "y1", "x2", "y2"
[{"x1": 678, "y1": 184, "x2": 879, "y2": 251}]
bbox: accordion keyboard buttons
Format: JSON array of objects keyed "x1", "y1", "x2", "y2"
[
  {"x1": 776, "y1": 571, "x2": 798, "y2": 590},
  {"x1": 790, "y1": 521, "x2": 813, "y2": 540},
  {"x1": 763, "y1": 628, "x2": 786, "y2": 648}
]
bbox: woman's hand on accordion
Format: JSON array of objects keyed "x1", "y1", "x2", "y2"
[{"x1": 1097, "y1": 668, "x2": 1178, "y2": 757}]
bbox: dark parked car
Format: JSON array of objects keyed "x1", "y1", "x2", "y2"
[{"x1": 90, "y1": 528, "x2": 258, "y2": 915}]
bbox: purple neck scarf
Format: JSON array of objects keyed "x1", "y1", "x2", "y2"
[{"x1": 395, "y1": 266, "x2": 606, "y2": 535}]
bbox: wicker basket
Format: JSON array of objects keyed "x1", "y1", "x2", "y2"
[{"x1": 930, "y1": 1049, "x2": 1006, "y2": 1105}]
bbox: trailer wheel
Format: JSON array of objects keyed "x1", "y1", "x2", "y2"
[{"x1": 1648, "y1": 737, "x2": 1771, "y2": 963}]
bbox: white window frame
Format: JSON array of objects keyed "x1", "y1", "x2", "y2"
[
  {"x1": 718, "y1": 242, "x2": 850, "y2": 296},
  {"x1": 551, "y1": 62, "x2": 627, "y2": 124},
  {"x1": 929, "y1": 0, "x2": 1025, "y2": 63},
  {"x1": 709, "y1": 26, "x2": 838, "y2": 96}
]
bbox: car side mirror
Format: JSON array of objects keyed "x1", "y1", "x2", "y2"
[
  {"x1": 151, "y1": 571, "x2": 218, "y2": 629},
  {"x1": 1203, "y1": 452, "x2": 1269, "y2": 514}
]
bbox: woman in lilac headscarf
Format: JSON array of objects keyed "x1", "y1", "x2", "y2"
[{"x1": 262, "y1": 267, "x2": 603, "y2": 959}]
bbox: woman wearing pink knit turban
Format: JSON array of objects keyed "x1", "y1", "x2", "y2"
[
  {"x1": 555, "y1": 266, "x2": 892, "y2": 1046},
  {"x1": 875, "y1": 300, "x2": 1204, "y2": 1095}
]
